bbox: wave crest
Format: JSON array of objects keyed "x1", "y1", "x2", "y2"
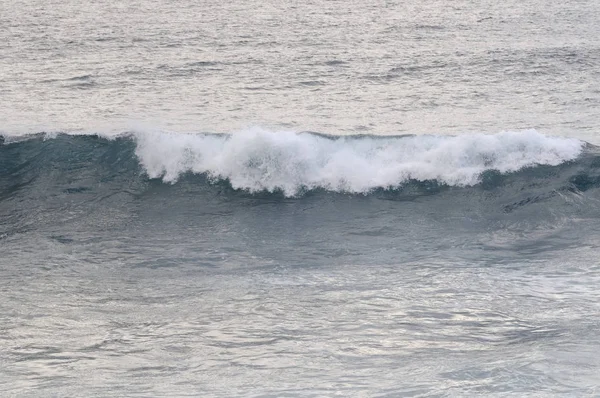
[{"x1": 134, "y1": 129, "x2": 584, "y2": 196}]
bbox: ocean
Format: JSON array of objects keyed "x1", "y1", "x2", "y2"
[{"x1": 1, "y1": 0, "x2": 600, "y2": 396}]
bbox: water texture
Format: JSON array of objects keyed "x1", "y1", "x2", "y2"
[
  {"x1": 2, "y1": 0, "x2": 600, "y2": 396},
  {"x1": 2, "y1": 0, "x2": 600, "y2": 140}
]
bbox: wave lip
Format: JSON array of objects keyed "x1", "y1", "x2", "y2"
[{"x1": 134, "y1": 129, "x2": 584, "y2": 196}]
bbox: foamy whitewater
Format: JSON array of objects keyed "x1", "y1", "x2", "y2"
[
  {"x1": 3, "y1": 0, "x2": 600, "y2": 396},
  {"x1": 136, "y1": 129, "x2": 584, "y2": 195}
]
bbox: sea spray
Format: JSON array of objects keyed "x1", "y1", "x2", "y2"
[{"x1": 134, "y1": 129, "x2": 584, "y2": 196}]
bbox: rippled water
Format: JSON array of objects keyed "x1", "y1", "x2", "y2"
[
  {"x1": 2, "y1": 0, "x2": 600, "y2": 141},
  {"x1": 2, "y1": 0, "x2": 600, "y2": 396}
]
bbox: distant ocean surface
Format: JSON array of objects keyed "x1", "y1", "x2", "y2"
[{"x1": 2, "y1": 0, "x2": 600, "y2": 396}]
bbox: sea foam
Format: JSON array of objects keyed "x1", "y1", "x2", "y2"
[{"x1": 134, "y1": 129, "x2": 584, "y2": 196}]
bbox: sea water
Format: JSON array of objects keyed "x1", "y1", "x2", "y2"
[{"x1": 2, "y1": 0, "x2": 600, "y2": 396}]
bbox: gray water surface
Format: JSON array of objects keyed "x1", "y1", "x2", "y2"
[
  {"x1": 2, "y1": 0, "x2": 600, "y2": 142},
  {"x1": 2, "y1": 0, "x2": 600, "y2": 396}
]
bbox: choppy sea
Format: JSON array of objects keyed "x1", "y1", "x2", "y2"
[{"x1": 2, "y1": 0, "x2": 600, "y2": 396}]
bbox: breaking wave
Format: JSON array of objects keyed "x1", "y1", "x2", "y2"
[
  {"x1": 136, "y1": 129, "x2": 583, "y2": 195},
  {"x1": 0, "y1": 129, "x2": 592, "y2": 197}
]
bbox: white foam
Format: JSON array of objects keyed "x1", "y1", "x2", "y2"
[{"x1": 134, "y1": 129, "x2": 583, "y2": 196}]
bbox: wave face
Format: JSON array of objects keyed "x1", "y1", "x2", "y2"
[
  {"x1": 4, "y1": 129, "x2": 600, "y2": 260},
  {"x1": 135, "y1": 129, "x2": 584, "y2": 195},
  {"x1": 0, "y1": 130, "x2": 592, "y2": 200}
]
